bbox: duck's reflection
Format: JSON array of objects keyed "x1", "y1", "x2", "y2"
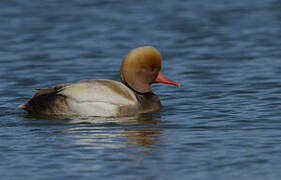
[
  {"x1": 119, "y1": 114, "x2": 164, "y2": 147},
  {"x1": 122, "y1": 128, "x2": 164, "y2": 147},
  {"x1": 23, "y1": 112, "x2": 165, "y2": 149},
  {"x1": 68, "y1": 113, "x2": 165, "y2": 148}
]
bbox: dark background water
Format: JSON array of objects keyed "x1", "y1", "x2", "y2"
[{"x1": 1, "y1": 0, "x2": 281, "y2": 179}]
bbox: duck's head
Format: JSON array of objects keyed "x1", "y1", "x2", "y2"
[{"x1": 120, "y1": 46, "x2": 179, "y2": 93}]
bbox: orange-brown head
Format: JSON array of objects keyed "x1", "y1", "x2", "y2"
[{"x1": 120, "y1": 46, "x2": 179, "y2": 93}]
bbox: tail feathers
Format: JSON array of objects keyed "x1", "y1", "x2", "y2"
[{"x1": 17, "y1": 103, "x2": 27, "y2": 109}]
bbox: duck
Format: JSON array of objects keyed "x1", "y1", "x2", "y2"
[{"x1": 18, "y1": 46, "x2": 179, "y2": 117}]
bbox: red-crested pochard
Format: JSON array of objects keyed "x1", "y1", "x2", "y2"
[{"x1": 18, "y1": 46, "x2": 179, "y2": 117}]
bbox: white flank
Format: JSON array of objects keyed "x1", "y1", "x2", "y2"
[{"x1": 58, "y1": 79, "x2": 137, "y2": 116}]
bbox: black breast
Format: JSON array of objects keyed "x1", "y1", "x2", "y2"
[{"x1": 135, "y1": 92, "x2": 161, "y2": 113}]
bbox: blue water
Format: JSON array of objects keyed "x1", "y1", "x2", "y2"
[{"x1": 1, "y1": 0, "x2": 281, "y2": 179}]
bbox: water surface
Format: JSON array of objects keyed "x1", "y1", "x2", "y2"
[{"x1": 1, "y1": 0, "x2": 281, "y2": 179}]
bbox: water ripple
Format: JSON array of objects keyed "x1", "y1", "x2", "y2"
[{"x1": 1, "y1": 0, "x2": 281, "y2": 179}]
